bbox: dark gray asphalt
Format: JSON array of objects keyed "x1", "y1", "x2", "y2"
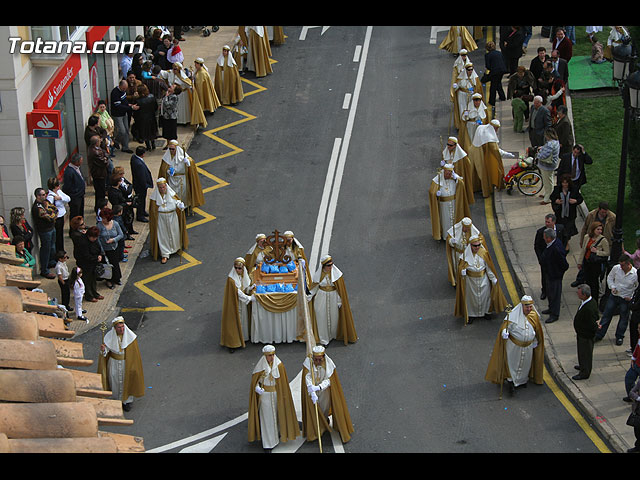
[{"x1": 76, "y1": 26, "x2": 609, "y2": 454}]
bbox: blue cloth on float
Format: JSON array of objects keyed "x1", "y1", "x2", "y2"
[{"x1": 256, "y1": 284, "x2": 267, "y2": 294}]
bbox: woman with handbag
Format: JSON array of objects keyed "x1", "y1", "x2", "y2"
[
  {"x1": 578, "y1": 221, "x2": 609, "y2": 306},
  {"x1": 75, "y1": 225, "x2": 104, "y2": 302},
  {"x1": 97, "y1": 208, "x2": 124, "y2": 289}
]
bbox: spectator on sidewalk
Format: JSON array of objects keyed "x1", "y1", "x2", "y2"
[
  {"x1": 529, "y1": 96, "x2": 552, "y2": 148},
  {"x1": 540, "y1": 228, "x2": 569, "y2": 324},
  {"x1": 133, "y1": 84, "x2": 158, "y2": 151},
  {"x1": 529, "y1": 47, "x2": 550, "y2": 83},
  {"x1": 500, "y1": 26, "x2": 524, "y2": 75},
  {"x1": 572, "y1": 284, "x2": 600, "y2": 380},
  {"x1": 9, "y1": 207, "x2": 34, "y2": 253},
  {"x1": 553, "y1": 106, "x2": 574, "y2": 157},
  {"x1": 62, "y1": 153, "x2": 86, "y2": 220},
  {"x1": 624, "y1": 238, "x2": 640, "y2": 270},
  {"x1": 595, "y1": 254, "x2": 638, "y2": 345},
  {"x1": 75, "y1": 225, "x2": 104, "y2": 303},
  {"x1": 46, "y1": 176, "x2": 70, "y2": 254},
  {"x1": 130, "y1": 146, "x2": 154, "y2": 223},
  {"x1": 97, "y1": 208, "x2": 124, "y2": 290},
  {"x1": 31, "y1": 187, "x2": 58, "y2": 279},
  {"x1": 577, "y1": 221, "x2": 610, "y2": 306},
  {"x1": 534, "y1": 213, "x2": 566, "y2": 300},
  {"x1": 552, "y1": 27, "x2": 573, "y2": 62},
  {"x1": 110, "y1": 79, "x2": 139, "y2": 154},
  {"x1": 484, "y1": 41, "x2": 507, "y2": 107},
  {"x1": 54, "y1": 250, "x2": 71, "y2": 312},
  {"x1": 87, "y1": 135, "x2": 109, "y2": 211},
  {"x1": 12, "y1": 235, "x2": 35, "y2": 271},
  {"x1": 550, "y1": 49, "x2": 569, "y2": 86},
  {"x1": 535, "y1": 128, "x2": 560, "y2": 205},
  {"x1": 557, "y1": 143, "x2": 592, "y2": 190},
  {"x1": 550, "y1": 174, "x2": 583, "y2": 247},
  {"x1": 629, "y1": 284, "x2": 640, "y2": 358},
  {"x1": 160, "y1": 84, "x2": 181, "y2": 144},
  {"x1": 623, "y1": 323, "x2": 640, "y2": 404}
]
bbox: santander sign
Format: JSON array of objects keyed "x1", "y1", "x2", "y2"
[{"x1": 33, "y1": 53, "x2": 82, "y2": 110}]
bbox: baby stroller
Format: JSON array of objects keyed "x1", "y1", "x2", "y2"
[
  {"x1": 504, "y1": 149, "x2": 543, "y2": 196},
  {"x1": 184, "y1": 26, "x2": 219, "y2": 37}
]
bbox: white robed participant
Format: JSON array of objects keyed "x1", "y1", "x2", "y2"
[
  {"x1": 98, "y1": 316, "x2": 145, "y2": 411},
  {"x1": 148, "y1": 178, "x2": 187, "y2": 264},
  {"x1": 485, "y1": 296, "x2": 545, "y2": 395},
  {"x1": 248, "y1": 345, "x2": 300, "y2": 450},
  {"x1": 428, "y1": 163, "x2": 471, "y2": 241},
  {"x1": 445, "y1": 217, "x2": 486, "y2": 286},
  {"x1": 454, "y1": 235, "x2": 508, "y2": 324},
  {"x1": 309, "y1": 256, "x2": 342, "y2": 345},
  {"x1": 231, "y1": 257, "x2": 254, "y2": 342},
  {"x1": 462, "y1": 92, "x2": 488, "y2": 145},
  {"x1": 442, "y1": 136, "x2": 474, "y2": 204},
  {"x1": 160, "y1": 142, "x2": 190, "y2": 203}
]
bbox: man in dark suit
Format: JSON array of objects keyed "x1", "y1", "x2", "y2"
[
  {"x1": 573, "y1": 284, "x2": 599, "y2": 380},
  {"x1": 549, "y1": 49, "x2": 569, "y2": 86},
  {"x1": 130, "y1": 146, "x2": 154, "y2": 222},
  {"x1": 552, "y1": 27, "x2": 573, "y2": 63},
  {"x1": 540, "y1": 228, "x2": 569, "y2": 323},
  {"x1": 529, "y1": 46, "x2": 550, "y2": 83},
  {"x1": 535, "y1": 214, "x2": 566, "y2": 299},
  {"x1": 553, "y1": 106, "x2": 574, "y2": 157},
  {"x1": 62, "y1": 153, "x2": 86, "y2": 220},
  {"x1": 556, "y1": 144, "x2": 593, "y2": 190}
]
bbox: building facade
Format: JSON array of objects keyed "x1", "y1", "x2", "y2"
[{"x1": 0, "y1": 25, "x2": 144, "y2": 225}]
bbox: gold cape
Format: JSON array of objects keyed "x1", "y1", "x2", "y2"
[
  {"x1": 484, "y1": 311, "x2": 545, "y2": 386},
  {"x1": 220, "y1": 276, "x2": 249, "y2": 349},
  {"x1": 301, "y1": 364, "x2": 354, "y2": 443},
  {"x1": 214, "y1": 63, "x2": 244, "y2": 105},
  {"x1": 248, "y1": 362, "x2": 300, "y2": 444},
  {"x1": 239, "y1": 26, "x2": 273, "y2": 77},
  {"x1": 308, "y1": 275, "x2": 358, "y2": 345},
  {"x1": 445, "y1": 231, "x2": 487, "y2": 287},
  {"x1": 186, "y1": 86, "x2": 208, "y2": 128},
  {"x1": 148, "y1": 195, "x2": 189, "y2": 261},
  {"x1": 428, "y1": 177, "x2": 471, "y2": 241},
  {"x1": 158, "y1": 158, "x2": 205, "y2": 209},
  {"x1": 97, "y1": 338, "x2": 145, "y2": 401},
  {"x1": 454, "y1": 246, "x2": 508, "y2": 324},
  {"x1": 194, "y1": 68, "x2": 221, "y2": 113},
  {"x1": 272, "y1": 26, "x2": 285, "y2": 45},
  {"x1": 450, "y1": 154, "x2": 475, "y2": 205},
  {"x1": 439, "y1": 26, "x2": 479, "y2": 53}
]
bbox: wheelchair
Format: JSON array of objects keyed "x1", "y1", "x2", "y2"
[{"x1": 504, "y1": 154, "x2": 543, "y2": 196}]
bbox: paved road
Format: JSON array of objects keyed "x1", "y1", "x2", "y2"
[{"x1": 76, "y1": 26, "x2": 612, "y2": 453}]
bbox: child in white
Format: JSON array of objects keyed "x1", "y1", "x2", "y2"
[{"x1": 69, "y1": 267, "x2": 88, "y2": 323}]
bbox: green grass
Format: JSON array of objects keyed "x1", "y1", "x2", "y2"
[{"x1": 571, "y1": 93, "x2": 640, "y2": 248}]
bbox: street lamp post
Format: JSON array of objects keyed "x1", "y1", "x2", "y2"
[{"x1": 610, "y1": 40, "x2": 640, "y2": 265}]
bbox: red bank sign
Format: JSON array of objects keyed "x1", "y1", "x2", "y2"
[
  {"x1": 27, "y1": 109, "x2": 62, "y2": 138},
  {"x1": 32, "y1": 53, "x2": 82, "y2": 110}
]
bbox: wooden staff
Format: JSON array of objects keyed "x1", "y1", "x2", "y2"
[
  {"x1": 499, "y1": 304, "x2": 513, "y2": 400},
  {"x1": 297, "y1": 262, "x2": 322, "y2": 453}
]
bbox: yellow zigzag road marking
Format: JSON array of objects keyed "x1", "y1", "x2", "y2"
[
  {"x1": 121, "y1": 76, "x2": 268, "y2": 312},
  {"x1": 120, "y1": 251, "x2": 202, "y2": 312},
  {"x1": 484, "y1": 196, "x2": 610, "y2": 453}
]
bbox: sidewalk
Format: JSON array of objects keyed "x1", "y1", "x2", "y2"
[
  {"x1": 36, "y1": 26, "x2": 239, "y2": 336},
  {"x1": 491, "y1": 28, "x2": 635, "y2": 452}
]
